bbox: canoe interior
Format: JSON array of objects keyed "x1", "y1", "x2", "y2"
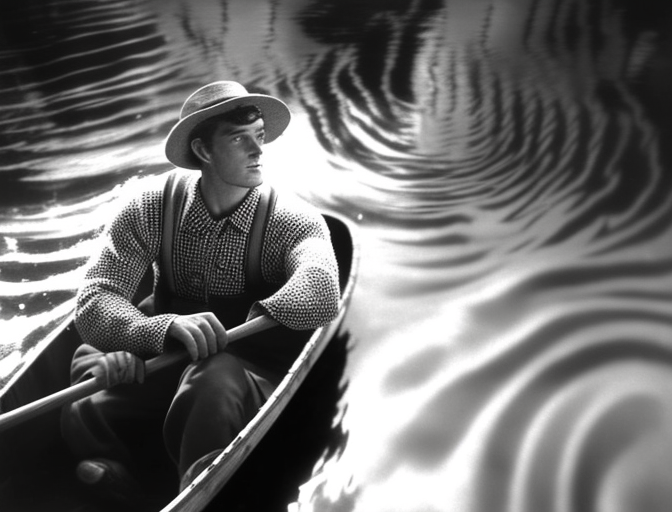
[{"x1": 0, "y1": 213, "x2": 355, "y2": 512}]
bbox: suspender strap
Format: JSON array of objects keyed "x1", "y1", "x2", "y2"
[
  {"x1": 161, "y1": 173, "x2": 275, "y2": 296},
  {"x1": 161, "y1": 171, "x2": 190, "y2": 296},
  {"x1": 246, "y1": 185, "x2": 277, "y2": 290}
]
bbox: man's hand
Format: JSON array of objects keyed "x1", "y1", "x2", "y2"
[
  {"x1": 89, "y1": 351, "x2": 145, "y2": 388},
  {"x1": 167, "y1": 312, "x2": 228, "y2": 361}
]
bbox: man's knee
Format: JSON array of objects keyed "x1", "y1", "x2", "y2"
[
  {"x1": 163, "y1": 353, "x2": 257, "y2": 467},
  {"x1": 180, "y1": 352, "x2": 249, "y2": 397}
]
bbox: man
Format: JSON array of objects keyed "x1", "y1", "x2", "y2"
[{"x1": 61, "y1": 81, "x2": 340, "y2": 503}]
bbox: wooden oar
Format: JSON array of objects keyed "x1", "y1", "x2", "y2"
[{"x1": 0, "y1": 315, "x2": 278, "y2": 433}]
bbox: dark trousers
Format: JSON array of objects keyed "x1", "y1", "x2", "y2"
[{"x1": 61, "y1": 345, "x2": 276, "y2": 482}]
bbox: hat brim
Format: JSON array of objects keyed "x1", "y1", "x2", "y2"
[{"x1": 165, "y1": 94, "x2": 291, "y2": 170}]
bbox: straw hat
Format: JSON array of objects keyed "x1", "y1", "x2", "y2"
[{"x1": 165, "y1": 81, "x2": 291, "y2": 169}]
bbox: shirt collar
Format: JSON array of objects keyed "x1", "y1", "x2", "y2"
[{"x1": 182, "y1": 180, "x2": 261, "y2": 236}]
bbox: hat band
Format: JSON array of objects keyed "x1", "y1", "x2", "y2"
[{"x1": 184, "y1": 95, "x2": 244, "y2": 118}]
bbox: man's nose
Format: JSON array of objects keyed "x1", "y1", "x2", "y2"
[{"x1": 248, "y1": 138, "x2": 263, "y2": 154}]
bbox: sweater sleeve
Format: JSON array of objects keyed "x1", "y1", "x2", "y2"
[
  {"x1": 254, "y1": 199, "x2": 340, "y2": 330},
  {"x1": 75, "y1": 185, "x2": 177, "y2": 357}
]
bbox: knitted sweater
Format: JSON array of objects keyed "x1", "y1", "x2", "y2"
[{"x1": 75, "y1": 173, "x2": 340, "y2": 357}]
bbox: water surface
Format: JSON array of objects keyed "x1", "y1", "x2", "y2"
[{"x1": 2, "y1": 1, "x2": 672, "y2": 511}]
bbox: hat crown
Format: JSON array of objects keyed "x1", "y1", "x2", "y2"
[{"x1": 180, "y1": 81, "x2": 249, "y2": 119}]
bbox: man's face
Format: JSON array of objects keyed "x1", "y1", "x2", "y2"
[{"x1": 205, "y1": 117, "x2": 266, "y2": 188}]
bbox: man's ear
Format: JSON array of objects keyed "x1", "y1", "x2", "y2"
[{"x1": 191, "y1": 138, "x2": 211, "y2": 164}]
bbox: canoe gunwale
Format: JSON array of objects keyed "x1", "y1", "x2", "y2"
[{"x1": 163, "y1": 211, "x2": 359, "y2": 511}]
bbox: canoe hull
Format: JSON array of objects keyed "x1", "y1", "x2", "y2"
[{"x1": 0, "y1": 212, "x2": 358, "y2": 512}]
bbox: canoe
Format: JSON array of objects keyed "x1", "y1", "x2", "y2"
[{"x1": 0, "y1": 211, "x2": 358, "y2": 512}]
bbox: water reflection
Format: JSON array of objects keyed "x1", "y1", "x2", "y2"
[{"x1": 2, "y1": 0, "x2": 672, "y2": 511}]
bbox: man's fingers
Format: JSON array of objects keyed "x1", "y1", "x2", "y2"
[
  {"x1": 186, "y1": 325, "x2": 206, "y2": 360},
  {"x1": 169, "y1": 321, "x2": 199, "y2": 360},
  {"x1": 167, "y1": 313, "x2": 228, "y2": 360},
  {"x1": 95, "y1": 357, "x2": 112, "y2": 387},
  {"x1": 122, "y1": 351, "x2": 145, "y2": 384},
  {"x1": 201, "y1": 313, "x2": 228, "y2": 351},
  {"x1": 91, "y1": 351, "x2": 145, "y2": 388},
  {"x1": 195, "y1": 316, "x2": 218, "y2": 356}
]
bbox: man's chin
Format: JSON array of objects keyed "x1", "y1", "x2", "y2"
[{"x1": 248, "y1": 170, "x2": 264, "y2": 187}]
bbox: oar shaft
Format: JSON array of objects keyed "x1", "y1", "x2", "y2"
[
  {"x1": 0, "y1": 378, "x2": 103, "y2": 432},
  {"x1": 0, "y1": 315, "x2": 278, "y2": 433}
]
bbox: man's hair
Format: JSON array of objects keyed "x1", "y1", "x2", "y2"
[{"x1": 191, "y1": 104, "x2": 263, "y2": 151}]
